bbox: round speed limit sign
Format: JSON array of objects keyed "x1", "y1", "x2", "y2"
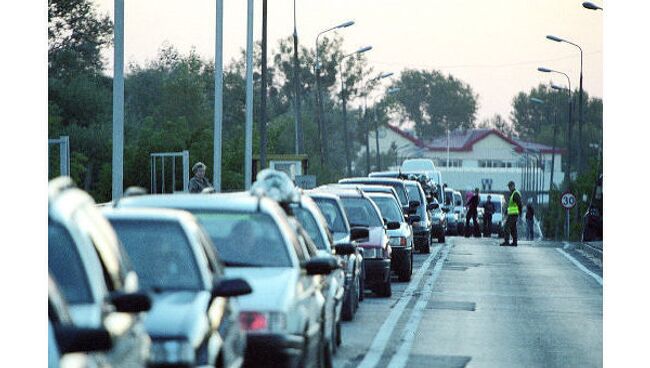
[{"x1": 561, "y1": 192, "x2": 577, "y2": 209}]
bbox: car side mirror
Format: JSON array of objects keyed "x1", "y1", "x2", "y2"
[
  {"x1": 305, "y1": 256, "x2": 339, "y2": 275},
  {"x1": 409, "y1": 200, "x2": 421, "y2": 209},
  {"x1": 350, "y1": 227, "x2": 369, "y2": 241},
  {"x1": 334, "y1": 243, "x2": 356, "y2": 256},
  {"x1": 386, "y1": 221, "x2": 401, "y2": 230},
  {"x1": 109, "y1": 291, "x2": 151, "y2": 313},
  {"x1": 212, "y1": 278, "x2": 253, "y2": 298},
  {"x1": 408, "y1": 215, "x2": 421, "y2": 224},
  {"x1": 54, "y1": 325, "x2": 113, "y2": 354},
  {"x1": 442, "y1": 207, "x2": 450, "y2": 213},
  {"x1": 427, "y1": 203, "x2": 439, "y2": 211}
]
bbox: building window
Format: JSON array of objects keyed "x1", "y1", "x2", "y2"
[
  {"x1": 438, "y1": 159, "x2": 462, "y2": 168},
  {"x1": 479, "y1": 160, "x2": 514, "y2": 168}
]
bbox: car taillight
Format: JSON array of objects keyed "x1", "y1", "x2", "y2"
[{"x1": 239, "y1": 312, "x2": 268, "y2": 332}]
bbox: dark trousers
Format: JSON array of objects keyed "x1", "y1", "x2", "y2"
[
  {"x1": 483, "y1": 215, "x2": 492, "y2": 237},
  {"x1": 504, "y1": 215, "x2": 518, "y2": 244},
  {"x1": 526, "y1": 218, "x2": 534, "y2": 240},
  {"x1": 465, "y1": 210, "x2": 479, "y2": 237}
]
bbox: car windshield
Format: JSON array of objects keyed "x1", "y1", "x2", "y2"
[
  {"x1": 312, "y1": 198, "x2": 347, "y2": 233},
  {"x1": 369, "y1": 196, "x2": 403, "y2": 223},
  {"x1": 340, "y1": 197, "x2": 383, "y2": 227},
  {"x1": 48, "y1": 219, "x2": 94, "y2": 304},
  {"x1": 291, "y1": 205, "x2": 327, "y2": 250},
  {"x1": 193, "y1": 212, "x2": 292, "y2": 267},
  {"x1": 109, "y1": 219, "x2": 203, "y2": 291}
]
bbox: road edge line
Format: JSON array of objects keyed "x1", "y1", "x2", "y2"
[
  {"x1": 387, "y1": 243, "x2": 451, "y2": 368},
  {"x1": 556, "y1": 247, "x2": 603, "y2": 286},
  {"x1": 356, "y1": 244, "x2": 443, "y2": 368}
]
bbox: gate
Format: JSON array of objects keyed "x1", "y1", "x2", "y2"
[
  {"x1": 48, "y1": 136, "x2": 70, "y2": 177},
  {"x1": 150, "y1": 151, "x2": 190, "y2": 194}
]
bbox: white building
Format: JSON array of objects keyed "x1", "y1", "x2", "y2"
[{"x1": 366, "y1": 125, "x2": 564, "y2": 201}]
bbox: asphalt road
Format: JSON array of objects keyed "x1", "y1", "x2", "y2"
[{"x1": 333, "y1": 237, "x2": 603, "y2": 368}]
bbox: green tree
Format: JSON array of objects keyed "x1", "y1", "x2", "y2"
[{"x1": 386, "y1": 69, "x2": 478, "y2": 140}]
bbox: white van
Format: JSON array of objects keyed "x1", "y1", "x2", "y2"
[
  {"x1": 478, "y1": 193, "x2": 506, "y2": 236},
  {"x1": 401, "y1": 159, "x2": 436, "y2": 173}
]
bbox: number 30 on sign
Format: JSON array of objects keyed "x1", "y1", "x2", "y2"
[{"x1": 561, "y1": 192, "x2": 577, "y2": 209}]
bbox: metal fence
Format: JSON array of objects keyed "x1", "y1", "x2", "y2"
[{"x1": 150, "y1": 151, "x2": 189, "y2": 194}]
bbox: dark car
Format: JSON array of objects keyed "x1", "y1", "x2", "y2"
[
  {"x1": 582, "y1": 174, "x2": 603, "y2": 242},
  {"x1": 306, "y1": 190, "x2": 365, "y2": 317},
  {"x1": 404, "y1": 180, "x2": 436, "y2": 252},
  {"x1": 104, "y1": 208, "x2": 252, "y2": 368},
  {"x1": 324, "y1": 188, "x2": 392, "y2": 297}
]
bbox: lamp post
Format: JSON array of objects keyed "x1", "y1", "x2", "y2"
[
  {"x1": 582, "y1": 1, "x2": 603, "y2": 10},
  {"x1": 549, "y1": 83, "x2": 568, "y2": 194},
  {"x1": 291, "y1": 0, "x2": 303, "y2": 155},
  {"x1": 339, "y1": 46, "x2": 372, "y2": 177},
  {"x1": 112, "y1": 0, "x2": 124, "y2": 201},
  {"x1": 244, "y1": 0, "x2": 254, "y2": 190},
  {"x1": 538, "y1": 66, "x2": 572, "y2": 187},
  {"x1": 364, "y1": 72, "x2": 393, "y2": 174},
  {"x1": 315, "y1": 20, "x2": 355, "y2": 164},
  {"x1": 375, "y1": 87, "x2": 400, "y2": 171},
  {"x1": 546, "y1": 35, "x2": 584, "y2": 175}
]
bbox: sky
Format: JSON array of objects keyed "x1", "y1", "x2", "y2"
[{"x1": 93, "y1": 0, "x2": 602, "y2": 123}]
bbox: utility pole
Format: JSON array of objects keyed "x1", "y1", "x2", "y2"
[
  {"x1": 244, "y1": 0, "x2": 254, "y2": 189},
  {"x1": 213, "y1": 0, "x2": 223, "y2": 191},
  {"x1": 112, "y1": 0, "x2": 124, "y2": 201},
  {"x1": 292, "y1": 0, "x2": 304, "y2": 154},
  {"x1": 260, "y1": 0, "x2": 268, "y2": 169}
]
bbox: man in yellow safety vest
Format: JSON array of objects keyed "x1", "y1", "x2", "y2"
[{"x1": 500, "y1": 181, "x2": 523, "y2": 247}]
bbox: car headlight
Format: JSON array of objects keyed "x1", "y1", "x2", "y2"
[
  {"x1": 149, "y1": 339, "x2": 195, "y2": 366},
  {"x1": 239, "y1": 311, "x2": 287, "y2": 333},
  {"x1": 388, "y1": 237, "x2": 407, "y2": 247}
]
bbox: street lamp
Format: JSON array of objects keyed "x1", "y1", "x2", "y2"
[
  {"x1": 340, "y1": 46, "x2": 372, "y2": 176},
  {"x1": 364, "y1": 72, "x2": 394, "y2": 174},
  {"x1": 582, "y1": 2, "x2": 603, "y2": 10},
  {"x1": 314, "y1": 20, "x2": 355, "y2": 164},
  {"x1": 538, "y1": 66, "x2": 573, "y2": 186},
  {"x1": 546, "y1": 34, "x2": 584, "y2": 175}
]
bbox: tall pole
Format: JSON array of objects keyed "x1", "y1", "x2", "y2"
[
  {"x1": 260, "y1": 0, "x2": 268, "y2": 168},
  {"x1": 565, "y1": 95, "x2": 573, "y2": 186},
  {"x1": 549, "y1": 91, "x2": 557, "y2": 193},
  {"x1": 577, "y1": 50, "x2": 584, "y2": 175},
  {"x1": 375, "y1": 107, "x2": 381, "y2": 171},
  {"x1": 364, "y1": 97, "x2": 370, "y2": 174},
  {"x1": 112, "y1": 0, "x2": 124, "y2": 201},
  {"x1": 292, "y1": 0, "x2": 304, "y2": 154},
  {"x1": 341, "y1": 64, "x2": 351, "y2": 176},
  {"x1": 244, "y1": 0, "x2": 254, "y2": 189},
  {"x1": 213, "y1": 0, "x2": 223, "y2": 191},
  {"x1": 315, "y1": 36, "x2": 327, "y2": 164}
]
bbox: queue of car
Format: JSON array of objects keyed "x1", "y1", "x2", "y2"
[{"x1": 49, "y1": 162, "x2": 456, "y2": 368}]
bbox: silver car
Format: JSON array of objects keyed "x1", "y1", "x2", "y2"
[
  {"x1": 116, "y1": 192, "x2": 336, "y2": 368},
  {"x1": 48, "y1": 177, "x2": 151, "y2": 368}
]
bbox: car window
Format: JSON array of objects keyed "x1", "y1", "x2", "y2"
[
  {"x1": 193, "y1": 212, "x2": 292, "y2": 267},
  {"x1": 109, "y1": 219, "x2": 203, "y2": 291},
  {"x1": 312, "y1": 198, "x2": 347, "y2": 233},
  {"x1": 340, "y1": 197, "x2": 383, "y2": 227},
  {"x1": 369, "y1": 196, "x2": 403, "y2": 223},
  {"x1": 48, "y1": 219, "x2": 94, "y2": 304},
  {"x1": 406, "y1": 184, "x2": 427, "y2": 217},
  {"x1": 291, "y1": 205, "x2": 327, "y2": 250},
  {"x1": 388, "y1": 184, "x2": 408, "y2": 206}
]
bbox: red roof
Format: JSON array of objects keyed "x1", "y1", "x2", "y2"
[{"x1": 385, "y1": 124, "x2": 563, "y2": 154}]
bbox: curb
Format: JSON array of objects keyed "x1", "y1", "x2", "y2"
[{"x1": 576, "y1": 242, "x2": 603, "y2": 260}]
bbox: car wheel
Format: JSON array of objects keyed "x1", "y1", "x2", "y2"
[
  {"x1": 422, "y1": 236, "x2": 431, "y2": 254},
  {"x1": 336, "y1": 320, "x2": 342, "y2": 347},
  {"x1": 397, "y1": 251, "x2": 412, "y2": 282},
  {"x1": 378, "y1": 277, "x2": 392, "y2": 297},
  {"x1": 438, "y1": 233, "x2": 445, "y2": 243},
  {"x1": 341, "y1": 286, "x2": 354, "y2": 321},
  {"x1": 353, "y1": 273, "x2": 360, "y2": 310}
]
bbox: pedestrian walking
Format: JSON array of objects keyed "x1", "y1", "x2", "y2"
[
  {"x1": 465, "y1": 188, "x2": 480, "y2": 237},
  {"x1": 501, "y1": 181, "x2": 522, "y2": 247},
  {"x1": 188, "y1": 162, "x2": 213, "y2": 193},
  {"x1": 483, "y1": 195, "x2": 495, "y2": 237},
  {"x1": 526, "y1": 201, "x2": 535, "y2": 241}
]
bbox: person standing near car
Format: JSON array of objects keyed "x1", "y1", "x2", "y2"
[
  {"x1": 188, "y1": 162, "x2": 213, "y2": 193},
  {"x1": 525, "y1": 201, "x2": 535, "y2": 241},
  {"x1": 483, "y1": 195, "x2": 495, "y2": 237},
  {"x1": 465, "y1": 188, "x2": 480, "y2": 237},
  {"x1": 501, "y1": 181, "x2": 522, "y2": 246}
]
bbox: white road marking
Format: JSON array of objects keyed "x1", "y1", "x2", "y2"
[
  {"x1": 387, "y1": 244, "x2": 451, "y2": 368},
  {"x1": 556, "y1": 247, "x2": 603, "y2": 286},
  {"x1": 356, "y1": 244, "x2": 444, "y2": 368}
]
